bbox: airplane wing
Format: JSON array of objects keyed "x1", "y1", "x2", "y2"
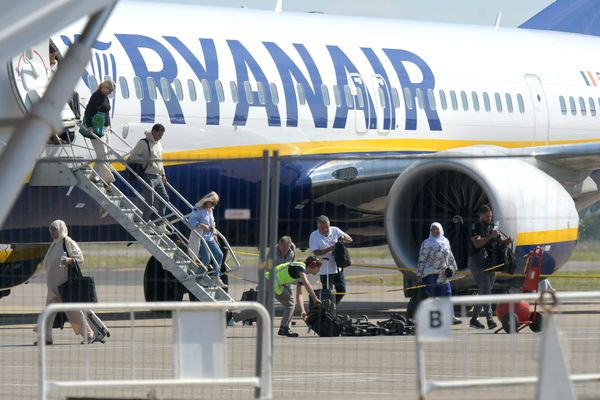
[{"x1": 531, "y1": 141, "x2": 600, "y2": 172}]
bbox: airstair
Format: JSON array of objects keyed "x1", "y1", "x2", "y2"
[{"x1": 44, "y1": 129, "x2": 237, "y2": 303}]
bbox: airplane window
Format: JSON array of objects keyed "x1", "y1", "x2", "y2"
[
  {"x1": 449, "y1": 90, "x2": 458, "y2": 111},
  {"x1": 392, "y1": 88, "x2": 400, "y2": 108},
  {"x1": 415, "y1": 88, "x2": 424, "y2": 109},
  {"x1": 269, "y1": 83, "x2": 279, "y2": 105},
  {"x1": 173, "y1": 79, "x2": 183, "y2": 101},
  {"x1": 517, "y1": 94, "x2": 525, "y2": 113},
  {"x1": 403, "y1": 87, "x2": 414, "y2": 110},
  {"x1": 188, "y1": 79, "x2": 197, "y2": 102},
  {"x1": 215, "y1": 80, "x2": 225, "y2": 103},
  {"x1": 427, "y1": 88, "x2": 436, "y2": 110},
  {"x1": 494, "y1": 92, "x2": 502, "y2": 112},
  {"x1": 438, "y1": 90, "x2": 447, "y2": 110},
  {"x1": 160, "y1": 77, "x2": 171, "y2": 101},
  {"x1": 460, "y1": 91, "x2": 468, "y2": 111},
  {"x1": 378, "y1": 87, "x2": 386, "y2": 108},
  {"x1": 257, "y1": 81, "x2": 266, "y2": 105},
  {"x1": 589, "y1": 97, "x2": 596, "y2": 116},
  {"x1": 118, "y1": 76, "x2": 129, "y2": 99},
  {"x1": 344, "y1": 85, "x2": 354, "y2": 108},
  {"x1": 483, "y1": 92, "x2": 491, "y2": 112},
  {"x1": 146, "y1": 77, "x2": 157, "y2": 101},
  {"x1": 244, "y1": 81, "x2": 254, "y2": 105},
  {"x1": 569, "y1": 96, "x2": 576, "y2": 115},
  {"x1": 505, "y1": 93, "x2": 513, "y2": 113},
  {"x1": 296, "y1": 82, "x2": 306, "y2": 105},
  {"x1": 202, "y1": 79, "x2": 212, "y2": 103},
  {"x1": 321, "y1": 84, "x2": 330, "y2": 106},
  {"x1": 87, "y1": 75, "x2": 98, "y2": 93},
  {"x1": 471, "y1": 91, "x2": 479, "y2": 111},
  {"x1": 333, "y1": 85, "x2": 342, "y2": 107},
  {"x1": 229, "y1": 81, "x2": 238, "y2": 103},
  {"x1": 356, "y1": 87, "x2": 365, "y2": 108},
  {"x1": 579, "y1": 97, "x2": 587, "y2": 116},
  {"x1": 558, "y1": 96, "x2": 566, "y2": 115},
  {"x1": 133, "y1": 76, "x2": 143, "y2": 100}
]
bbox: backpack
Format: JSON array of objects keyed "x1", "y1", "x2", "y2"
[
  {"x1": 334, "y1": 239, "x2": 351, "y2": 270},
  {"x1": 124, "y1": 138, "x2": 150, "y2": 183}
]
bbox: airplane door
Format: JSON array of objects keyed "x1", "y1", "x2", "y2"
[
  {"x1": 8, "y1": 40, "x2": 76, "y2": 124},
  {"x1": 524, "y1": 74, "x2": 549, "y2": 145},
  {"x1": 349, "y1": 73, "x2": 368, "y2": 134},
  {"x1": 372, "y1": 75, "x2": 391, "y2": 134}
]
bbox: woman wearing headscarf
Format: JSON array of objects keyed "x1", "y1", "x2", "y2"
[
  {"x1": 35, "y1": 220, "x2": 94, "y2": 345},
  {"x1": 187, "y1": 191, "x2": 227, "y2": 288},
  {"x1": 83, "y1": 79, "x2": 116, "y2": 190},
  {"x1": 416, "y1": 222, "x2": 461, "y2": 324}
]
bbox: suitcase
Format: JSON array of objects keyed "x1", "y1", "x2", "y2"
[
  {"x1": 86, "y1": 311, "x2": 110, "y2": 343},
  {"x1": 307, "y1": 289, "x2": 342, "y2": 337},
  {"x1": 239, "y1": 288, "x2": 258, "y2": 325}
]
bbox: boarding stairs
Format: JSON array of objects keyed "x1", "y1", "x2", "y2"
[{"x1": 46, "y1": 128, "x2": 238, "y2": 303}]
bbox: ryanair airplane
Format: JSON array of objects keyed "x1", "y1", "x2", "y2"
[{"x1": 1, "y1": 0, "x2": 599, "y2": 299}]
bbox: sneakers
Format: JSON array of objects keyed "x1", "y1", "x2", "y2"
[
  {"x1": 277, "y1": 327, "x2": 299, "y2": 337},
  {"x1": 469, "y1": 318, "x2": 485, "y2": 329},
  {"x1": 156, "y1": 223, "x2": 172, "y2": 235},
  {"x1": 452, "y1": 317, "x2": 463, "y2": 325},
  {"x1": 487, "y1": 318, "x2": 498, "y2": 330},
  {"x1": 213, "y1": 276, "x2": 228, "y2": 289}
]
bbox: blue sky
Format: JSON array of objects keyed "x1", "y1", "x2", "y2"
[{"x1": 192, "y1": 0, "x2": 555, "y2": 27}]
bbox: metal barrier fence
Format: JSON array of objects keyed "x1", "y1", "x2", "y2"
[
  {"x1": 37, "y1": 301, "x2": 271, "y2": 400},
  {"x1": 415, "y1": 291, "x2": 600, "y2": 400}
]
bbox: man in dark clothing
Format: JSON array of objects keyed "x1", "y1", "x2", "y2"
[{"x1": 468, "y1": 205, "x2": 512, "y2": 330}]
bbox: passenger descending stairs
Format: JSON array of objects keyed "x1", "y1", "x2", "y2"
[{"x1": 72, "y1": 167, "x2": 233, "y2": 303}]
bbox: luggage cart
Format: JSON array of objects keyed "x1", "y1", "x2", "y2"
[{"x1": 495, "y1": 247, "x2": 544, "y2": 333}]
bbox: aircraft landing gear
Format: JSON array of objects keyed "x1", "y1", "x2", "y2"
[{"x1": 143, "y1": 257, "x2": 184, "y2": 302}]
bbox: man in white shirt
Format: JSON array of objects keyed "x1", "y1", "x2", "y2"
[{"x1": 309, "y1": 215, "x2": 353, "y2": 304}]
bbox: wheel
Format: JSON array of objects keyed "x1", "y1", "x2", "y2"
[
  {"x1": 502, "y1": 313, "x2": 519, "y2": 334},
  {"x1": 143, "y1": 257, "x2": 184, "y2": 302},
  {"x1": 529, "y1": 312, "x2": 544, "y2": 332}
]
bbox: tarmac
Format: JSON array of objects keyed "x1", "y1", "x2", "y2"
[{"x1": 1, "y1": 261, "x2": 600, "y2": 399}]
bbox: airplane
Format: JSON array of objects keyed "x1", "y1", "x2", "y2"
[{"x1": 0, "y1": 0, "x2": 599, "y2": 303}]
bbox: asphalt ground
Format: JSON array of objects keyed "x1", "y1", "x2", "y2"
[{"x1": 1, "y1": 261, "x2": 600, "y2": 399}]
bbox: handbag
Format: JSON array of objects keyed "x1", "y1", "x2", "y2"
[
  {"x1": 58, "y1": 239, "x2": 98, "y2": 303},
  {"x1": 79, "y1": 112, "x2": 105, "y2": 139}
]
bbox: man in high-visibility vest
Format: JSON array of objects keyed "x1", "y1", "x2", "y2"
[{"x1": 268, "y1": 255, "x2": 323, "y2": 337}]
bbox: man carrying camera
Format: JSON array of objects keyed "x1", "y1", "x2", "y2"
[{"x1": 468, "y1": 205, "x2": 513, "y2": 329}]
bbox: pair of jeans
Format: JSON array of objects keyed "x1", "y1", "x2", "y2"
[
  {"x1": 142, "y1": 173, "x2": 169, "y2": 221},
  {"x1": 469, "y1": 255, "x2": 496, "y2": 319},
  {"x1": 422, "y1": 274, "x2": 452, "y2": 297},
  {"x1": 320, "y1": 272, "x2": 346, "y2": 304},
  {"x1": 200, "y1": 239, "x2": 223, "y2": 277}
]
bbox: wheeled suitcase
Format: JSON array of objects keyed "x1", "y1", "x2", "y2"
[
  {"x1": 307, "y1": 289, "x2": 342, "y2": 337},
  {"x1": 86, "y1": 311, "x2": 110, "y2": 343}
]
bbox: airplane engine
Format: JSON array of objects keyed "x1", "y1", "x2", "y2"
[{"x1": 384, "y1": 148, "x2": 579, "y2": 292}]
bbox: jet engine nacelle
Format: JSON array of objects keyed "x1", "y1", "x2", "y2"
[{"x1": 385, "y1": 148, "x2": 579, "y2": 283}]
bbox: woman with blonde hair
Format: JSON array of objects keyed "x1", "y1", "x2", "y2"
[
  {"x1": 35, "y1": 220, "x2": 94, "y2": 345},
  {"x1": 82, "y1": 79, "x2": 116, "y2": 191},
  {"x1": 188, "y1": 192, "x2": 227, "y2": 288}
]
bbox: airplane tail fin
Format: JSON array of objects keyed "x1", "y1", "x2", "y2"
[{"x1": 519, "y1": 0, "x2": 600, "y2": 37}]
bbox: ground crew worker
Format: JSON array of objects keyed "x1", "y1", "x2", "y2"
[{"x1": 267, "y1": 256, "x2": 323, "y2": 337}]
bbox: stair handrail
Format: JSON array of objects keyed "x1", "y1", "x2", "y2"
[{"x1": 73, "y1": 127, "x2": 240, "y2": 273}]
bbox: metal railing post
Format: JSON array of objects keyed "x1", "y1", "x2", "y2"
[{"x1": 256, "y1": 150, "x2": 270, "y2": 398}]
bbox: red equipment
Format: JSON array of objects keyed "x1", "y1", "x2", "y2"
[{"x1": 496, "y1": 247, "x2": 544, "y2": 333}]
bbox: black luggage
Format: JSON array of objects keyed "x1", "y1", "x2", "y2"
[
  {"x1": 86, "y1": 311, "x2": 110, "y2": 343},
  {"x1": 307, "y1": 289, "x2": 342, "y2": 337},
  {"x1": 334, "y1": 239, "x2": 351, "y2": 270},
  {"x1": 239, "y1": 288, "x2": 258, "y2": 325},
  {"x1": 339, "y1": 314, "x2": 387, "y2": 336}
]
